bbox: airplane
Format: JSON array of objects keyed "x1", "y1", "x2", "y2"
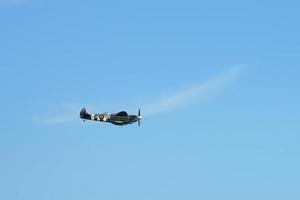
[{"x1": 80, "y1": 108, "x2": 143, "y2": 126}]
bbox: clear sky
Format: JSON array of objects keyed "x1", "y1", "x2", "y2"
[{"x1": 1, "y1": 0, "x2": 300, "y2": 199}]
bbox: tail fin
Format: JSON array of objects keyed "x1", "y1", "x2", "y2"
[{"x1": 80, "y1": 108, "x2": 91, "y2": 120}]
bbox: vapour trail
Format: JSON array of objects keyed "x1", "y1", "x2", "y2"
[{"x1": 141, "y1": 66, "x2": 244, "y2": 116}]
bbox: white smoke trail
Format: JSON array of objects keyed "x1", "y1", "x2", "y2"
[
  {"x1": 32, "y1": 104, "x2": 82, "y2": 124},
  {"x1": 141, "y1": 66, "x2": 244, "y2": 116}
]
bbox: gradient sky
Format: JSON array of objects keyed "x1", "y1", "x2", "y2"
[{"x1": 1, "y1": 0, "x2": 300, "y2": 200}]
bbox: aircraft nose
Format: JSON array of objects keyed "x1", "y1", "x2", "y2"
[{"x1": 138, "y1": 116, "x2": 143, "y2": 119}]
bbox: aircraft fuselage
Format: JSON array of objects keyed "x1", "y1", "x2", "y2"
[{"x1": 80, "y1": 108, "x2": 142, "y2": 126}]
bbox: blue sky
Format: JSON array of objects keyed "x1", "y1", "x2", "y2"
[{"x1": 1, "y1": 0, "x2": 300, "y2": 199}]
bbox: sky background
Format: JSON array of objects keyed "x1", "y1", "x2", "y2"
[{"x1": 1, "y1": 0, "x2": 300, "y2": 199}]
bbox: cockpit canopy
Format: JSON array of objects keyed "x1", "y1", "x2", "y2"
[{"x1": 115, "y1": 111, "x2": 128, "y2": 116}]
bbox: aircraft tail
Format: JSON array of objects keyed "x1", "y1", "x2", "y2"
[{"x1": 80, "y1": 108, "x2": 91, "y2": 120}]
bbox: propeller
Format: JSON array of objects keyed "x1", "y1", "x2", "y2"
[{"x1": 138, "y1": 109, "x2": 141, "y2": 127}]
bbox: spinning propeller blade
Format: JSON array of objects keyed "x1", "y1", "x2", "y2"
[{"x1": 138, "y1": 109, "x2": 141, "y2": 127}]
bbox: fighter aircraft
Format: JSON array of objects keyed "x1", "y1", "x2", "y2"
[{"x1": 80, "y1": 108, "x2": 143, "y2": 126}]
